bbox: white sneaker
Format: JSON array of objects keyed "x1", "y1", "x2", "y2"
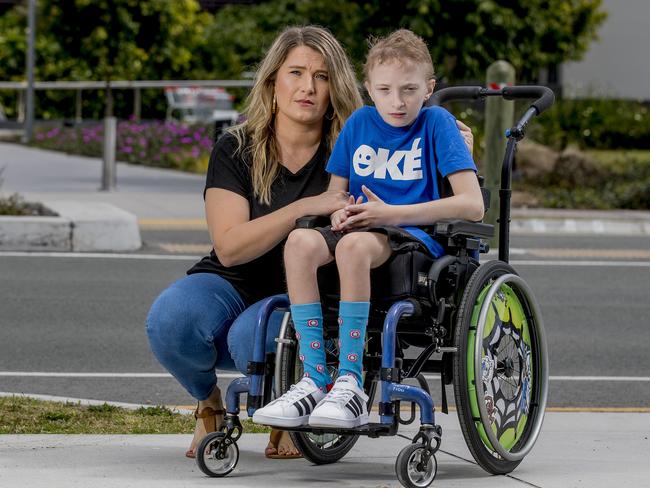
[
  {"x1": 308, "y1": 375, "x2": 369, "y2": 428},
  {"x1": 252, "y1": 377, "x2": 325, "y2": 428}
]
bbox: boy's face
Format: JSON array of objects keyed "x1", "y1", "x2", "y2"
[{"x1": 365, "y1": 60, "x2": 435, "y2": 128}]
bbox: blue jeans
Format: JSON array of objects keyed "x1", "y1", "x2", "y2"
[{"x1": 146, "y1": 273, "x2": 285, "y2": 400}]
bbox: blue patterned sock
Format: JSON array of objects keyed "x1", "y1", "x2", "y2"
[
  {"x1": 337, "y1": 301, "x2": 370, "y2": 387},
  {"x1": 290, "y1": 302, "x2": 332, "y2": 389}
]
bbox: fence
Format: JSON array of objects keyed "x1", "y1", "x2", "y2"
[{"x1": 0, "y1": 79, "x2": 254, "y2": 123}]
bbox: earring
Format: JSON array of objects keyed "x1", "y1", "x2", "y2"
[{"x1": 272, "y1": 94, "x2": 277, "y2": 114}]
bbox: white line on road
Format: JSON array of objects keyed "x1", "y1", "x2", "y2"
[
  {"x1": 0, "y1": 251, "x2": 199, "y2": 260},
  {"x1": 2, "y1": 251, "x2": 650, "y2": 267},
  {"x1": 2, "y1": 371, "x2": 650, "y2": 382},
  {"x1": 511, "y1": 260, "x2": 650, "y2": 267}
]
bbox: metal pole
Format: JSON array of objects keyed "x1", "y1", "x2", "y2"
[
  {"x1": 75, "y1": 89, "x2": 82, "y2": 123},
  {"x1": 483, "y1": 61, "x2": 515, "y2": 249},
  {"x1": 22, "y1": 0, "x2": 36, "y2": 143},
  {"x1": 101, "y1": 116, "x2": 117, "y2": 191},
  {"x1": 133, "y1": 87, "x2": 141, "y2": 121}
]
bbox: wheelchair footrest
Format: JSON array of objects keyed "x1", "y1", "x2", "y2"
[{"x1": 284, "y1": 422, "x2": 397, "y2": 438}]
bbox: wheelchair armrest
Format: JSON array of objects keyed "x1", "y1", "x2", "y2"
[
  {"x1": 433, "y1": 219, "x2": 494, "y2": 239},
  {"x1": 295, "y1": 215, "x2": 330, "y2": 229}
]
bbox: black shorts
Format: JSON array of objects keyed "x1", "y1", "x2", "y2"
[{"x1": 314, "y1": 225, "x2": 432, "y2": 256}]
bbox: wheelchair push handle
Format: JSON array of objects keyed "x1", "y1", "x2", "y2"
[
  {"x1": 429, "y1": 84, "x2": 555, "y2": 116},
  {"x1": 501, "y1": 85, "x2": 555, "y2": 115}
]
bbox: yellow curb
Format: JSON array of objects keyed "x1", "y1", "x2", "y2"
[{"x1": 139, "y1": 218, "x2": 207, "y2": 230}]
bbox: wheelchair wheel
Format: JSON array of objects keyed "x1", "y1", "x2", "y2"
[
  {"x1": 453, "y1": 260, "x2": 548, "y2": 474},
  {"x1": 395, "y1": 443, "x2": 437, "y2": 488},
  {"x1": 275, "y1": 317, "x2": 374, "y2": 465},
  {"x1": 196, "y1": 432, "x2": 239, "y2": 477}
]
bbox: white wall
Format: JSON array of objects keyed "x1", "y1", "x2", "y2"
[{"x1": 561, "y1": 0, "x2": 650, "y2": 99}]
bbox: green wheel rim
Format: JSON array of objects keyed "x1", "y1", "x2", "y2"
[{"x1": 467, "y1": 282, "x2": 533, "y2": 453}]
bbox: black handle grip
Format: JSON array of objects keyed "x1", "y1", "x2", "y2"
[
  {"x1": 501, "y1": 85, "x2": 555, "y2": 115},
  {"x1": 429, "y1": 84, "x2": 555, "y2": 115},
  {"x1": 428, "y1": 86, "x2": 483, "y2": 106}
]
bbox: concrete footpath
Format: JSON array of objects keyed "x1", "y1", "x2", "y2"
[{"x1": 1, "y1": 411, "x2": 648, "y2": 488}]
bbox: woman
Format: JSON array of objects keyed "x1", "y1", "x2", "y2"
[
  {"x1": 147, "y1": 25, "x2": 362, "y2": 459},
  {"x1": 146, "y1": 25, "x2": 473, "y2": 459}
]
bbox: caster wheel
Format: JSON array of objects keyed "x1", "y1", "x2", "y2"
[
  {"x1": 196, "y1": 432, "x2": 239, "y2": 477},
  {"x1": 395, "y1": 443, "x2": 437, "y2": 488}
]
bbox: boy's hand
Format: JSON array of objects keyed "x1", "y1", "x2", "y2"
[
  {"x1": 339, "y1": 185, "x2": 395, "y2": 230},
  {"x1": 331, "y1": 195, "x2": 362, "y2": 231}
]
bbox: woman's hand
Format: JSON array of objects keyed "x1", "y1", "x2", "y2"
[
  {"x1": 338, "y1": 185, "x2": 396, "y2": 230},
  {"x1": 331, "y1": 195, "x2": 362, "y2": 231},
  {"x1": 456, "y1": 120, "x2": 474, "y2": 156},
  {"x1": 303, "y1": 190, "x2": 350, "y2": 216}
]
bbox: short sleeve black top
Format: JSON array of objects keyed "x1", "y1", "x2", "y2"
[{"x1": 187, "y1": 132, "x2": 330, "y2": 304}]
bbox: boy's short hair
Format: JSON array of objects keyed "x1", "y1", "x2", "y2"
[{"x1": 364, "y1": 29, "x2": 435, "y2": 81}]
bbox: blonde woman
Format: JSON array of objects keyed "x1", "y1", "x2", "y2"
[
  {"x1": 147, "y1": 26, "x2": 360, "y2": 460},
  {"x1": 146, "y1": 26, "x2": 473, "y2": 459}
]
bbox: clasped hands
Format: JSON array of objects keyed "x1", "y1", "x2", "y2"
[{"x1": 331, "y1": 185, "x2": 394, "y2": 232}]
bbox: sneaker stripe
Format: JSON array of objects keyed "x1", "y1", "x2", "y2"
[
  {"x1": 351, "y1": 395, "x2": 364, "y2": 413},
  {"x1": 305, "y1": 393, "x2": 318, "y2": 409},
  {"x1": 345, "y1": 401, "x2": 359, "y2": 417},
  {"x1": 298, "y1": 397, "x2": 312, "y2": 414},
  {"x1": 293, "y1": 400, "x2": 305, "y2": 416}
]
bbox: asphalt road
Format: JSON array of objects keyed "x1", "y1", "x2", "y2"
[{"x1": 1, "y1": 233, "x2": 649, "y2": 410}]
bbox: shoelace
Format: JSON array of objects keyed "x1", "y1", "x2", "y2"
[
  {"x1": 323, "y1": 386, "x2": 357, "y2": 406},
  {"x1": 275, "y1": 381, "x2": 313, "y2": 404}
]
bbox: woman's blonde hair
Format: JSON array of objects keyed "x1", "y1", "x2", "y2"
[
  {"x1": 230, "y1": 26, "x2": 362, "y2": 205},
  {"x1": 364, "y1": 29, "x2": 435, "y2": 82}
]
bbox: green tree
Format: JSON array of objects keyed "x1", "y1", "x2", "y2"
[
  {"x1": 0, "y1": 0, "x2": 213, "y2": 118},
  {"x1": 204, "y1": 0, "x2": 606, "y2": 82}
]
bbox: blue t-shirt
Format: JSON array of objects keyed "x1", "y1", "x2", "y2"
[{"x1": 326, "y1": 105, "x2": 476, "y2": 256}]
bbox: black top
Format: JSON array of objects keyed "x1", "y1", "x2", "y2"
[{"x1": 187, "y1": 132, "x2": 330, "y2": 304}]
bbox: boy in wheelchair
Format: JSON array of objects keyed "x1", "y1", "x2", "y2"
[{"x1": 253, "y1": 29, "x2": 484, "y2": 430}]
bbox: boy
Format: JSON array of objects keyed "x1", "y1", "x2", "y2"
[{"x1": 253, "y1": 29, "x2": 484, "y2": 429}]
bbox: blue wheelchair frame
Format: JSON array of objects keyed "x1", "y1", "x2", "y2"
[{"x1": 196, "y1": 85, "x2": 554, "y2": 485}]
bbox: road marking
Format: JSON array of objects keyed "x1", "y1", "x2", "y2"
[
  {"x1": 2, "y1": 372, "x2": 650, "y2": 382},
  {"x1": 526, "y1": 248, "x2": 650, "y2": 259},
  {"x1": 3, "y1": 251, "x2": 650, "y2": 267},
  {"x1": 156, "y1": 243, "x2": 211, "y2": 254},
  {"x1": 0, "y1": 251, "x2": 199, "y2": 260},
  {"x1": 511, "y1": 260, "x2": 650, "y2": 267},
  {"x1": 549, "y1": 376, "x2": 650, "y2": 382}
]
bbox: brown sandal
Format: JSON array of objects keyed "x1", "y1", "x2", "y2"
[
  {"x1": 264, "y1": 429, "x2": 302, "y2": 459},
  {"x1": 185, "y1": 404, "x2": 226, "y2": 459}
]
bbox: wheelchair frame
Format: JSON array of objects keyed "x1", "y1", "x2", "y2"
[{"x1": 196, "y1": 85, "x2": 553, "y2": 487}]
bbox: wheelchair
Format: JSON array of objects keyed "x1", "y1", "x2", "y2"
[{"x1": 196, "y1": 85, "x2": 553, "y2": 487}]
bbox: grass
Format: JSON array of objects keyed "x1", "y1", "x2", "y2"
[{"x1": 0, "y1": 396, "x2": 270, "y2": 435}]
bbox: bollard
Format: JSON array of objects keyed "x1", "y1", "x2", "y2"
[
  {"x1": 483, "y1": 61, "x2": 515, "y2": 248},
  {"x1": 101, "y1": 116, "x2": 117, "y2": 191}
]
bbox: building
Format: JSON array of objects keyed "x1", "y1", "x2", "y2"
[{"x1": 561, "y1": 0, "x2": 650, "y2": 100}]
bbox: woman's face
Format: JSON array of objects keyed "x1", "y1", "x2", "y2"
[{"x1": 274, "y1": 45, "x2": 331, "y2": 129}]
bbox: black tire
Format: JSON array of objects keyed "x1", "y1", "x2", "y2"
[
  {"x1": 196, "y1": 432, "x2": 239, "y2": 478},
  {"x1": 453, "y1": 260, "x2": 547, "y2": 474},
  {"x1": 395, "y1": 443, "x2": 437, "y2": 488},
  {"x1": 276, "y1": 319, "x2": 375, "y2": 465}
]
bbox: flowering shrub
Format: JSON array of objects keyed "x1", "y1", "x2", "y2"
[{"x1": 31, "y1": 120, "x2": 215, "y2": 174}]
